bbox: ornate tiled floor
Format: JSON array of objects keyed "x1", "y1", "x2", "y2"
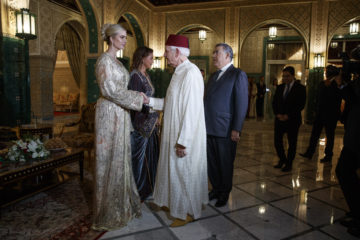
[{"x1": 100, "y1": 120, "x2": 356, "y2": 240}]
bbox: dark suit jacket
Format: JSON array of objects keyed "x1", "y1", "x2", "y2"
[
  {"x1": 272, "y1": 81, "x2": 306, "y2": 124},
  {"x1": 204, "y1": 65, "x2": 248, "y2": 138},
  {"x1": 316, "y1": 80, "x2": 342, "y2": 121}
]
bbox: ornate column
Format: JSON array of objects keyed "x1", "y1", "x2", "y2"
[
  {"x1": 306, "y1": 0, "x2": 329, "y2": 123},
  {"x1": 225, "y1": 7, "x2": 240, "y2": 67},
  {"x1": 309, "y1": 0, "x2": 329, "y2": 67},
  {"x1": 149, "y1": 12, "x2": 166, "y2": 68}
]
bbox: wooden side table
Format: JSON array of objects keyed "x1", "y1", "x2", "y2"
[{"x1": 0, "y1": 148, "x2": 84, "y2": 207}]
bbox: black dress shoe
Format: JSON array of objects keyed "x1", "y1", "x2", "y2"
[
  {"x1": 299, "y1": 152, "x2": 312, "y2": 159},
  {"x1": 340, "y1": 218, "x2": 358, "y2": 228},
  {"x1": 208, "y1": 191, "x2": 218, "y2": 201},
  {"x1": 320, "y1": 156, "x2": 332, "y2": 163},
  {"x1": 274, "y1": 162, "x2": 284, "y2": 168},
  {"x1": 281, "y1": 165, "x2": 292, "y2": 172},
  {"x1": 215, "y1": 197, "x2": 228, "y2": 208},
  {"x1": 348, "y1": 226, "x2": 360, "y2": 238}
]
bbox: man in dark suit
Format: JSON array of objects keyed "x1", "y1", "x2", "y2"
[
  {"x1": 204, "y1": 43, "x2": 248, "y2": 207},
  {"x1": 300, "y1": 65, "x2": 342, "y2": 163},
  {"x1": 272, "y1": 66, "x2": 306, "y2": 172}
]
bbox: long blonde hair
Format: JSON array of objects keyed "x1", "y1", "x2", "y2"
[{"x1": 101, "y1": 23, "x2": 125, "y2": 45}]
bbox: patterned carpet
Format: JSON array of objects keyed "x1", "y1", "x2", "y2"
[{"x1": 0, "y1": 168, "x2": 104, "y2": 240}]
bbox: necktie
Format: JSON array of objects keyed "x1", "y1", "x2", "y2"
[
  {"x1": 283, "y1": 84, "x2": 290, "y2": 99},
  {"x1": 214, "y1": 70, "x2": 222, "y2": 81}
]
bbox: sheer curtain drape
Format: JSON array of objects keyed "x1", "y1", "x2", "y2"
[{"x1": 58, "y1": 24, "x2": 83, "y2": 87}]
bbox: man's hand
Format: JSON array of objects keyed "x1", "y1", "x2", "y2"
[
  {"x1": 175, "y1": 144, "x2": 187, "y2": 158},
  {"x1": 140, "y1": 92, "x2": 149, "y2": 104},
  {"x1": 276, "y1": 114, "x2": 289, "y2": 121},
  {"x1": 231, "y1": 130, "x2": 240, "y2": 142}
]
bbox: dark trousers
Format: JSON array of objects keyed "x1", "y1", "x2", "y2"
[
  {"x1": 306, "y1": 117, "x2": 337, "y2": 157},
  {"x1": 336, "y1": 147, "x2": 360, "y2": 219},
  {"x1": 207, "y1": 135, "x2": 237, "y2": 199},
  {"x1": 256, "y1": 97, "x2": 265, "y2": 117},
  {"x1": 274, "y1": 119, "x2": 301, "y2": 167}
]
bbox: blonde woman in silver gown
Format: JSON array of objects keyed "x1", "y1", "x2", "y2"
[{"x1": 92, "y1": 23, "x2": 149, "y2": 231}]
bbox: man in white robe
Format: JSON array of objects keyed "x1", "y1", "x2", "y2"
[{"x1": 149, "y1": 34, "x2": 208, "y2": 227}]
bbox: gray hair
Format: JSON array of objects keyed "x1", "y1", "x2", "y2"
[
  {"x1": 101, "y1": 23, "x2": 126, "y2": 45},
  {"x1": 215, "y1": 43, "x2": 233, "y2": 60},
  {"x1": 169, "y1": 46, "x2": 190, "y2": 57}
]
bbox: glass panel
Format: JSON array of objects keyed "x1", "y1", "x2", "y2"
[
  {"x1": 31, "y1": 15, "x2": 36, "y2": 35},
  {"x1": 267, "y1": 42, "x2": 304, "y2": 60},
  {"x1": 16, "y1": 13, "x2": 22, "y2": 34},
  {"x1": 23, "y1": 12, "x2": 30, "y2": 34}
]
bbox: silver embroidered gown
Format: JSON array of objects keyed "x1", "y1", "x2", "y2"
[{"x1": 92, "y1": 52, "x2": 144, "y2": 231}]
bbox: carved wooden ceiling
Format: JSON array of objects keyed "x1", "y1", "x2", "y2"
[
  {"x1": 146, "y1": 0, "x2": 226, "y2": 6},
  {"x1": 48, "y1": 0, "x2": 80, "y2": 13}
]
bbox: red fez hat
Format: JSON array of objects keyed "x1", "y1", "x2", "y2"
[{"x1": 165, "y1": 34, "x2": 189, "y2": 48}]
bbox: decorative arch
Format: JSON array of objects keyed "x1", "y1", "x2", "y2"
[
  {"x1": 327, "y1": 16, "x2": 360, "y2": 48},
  {"x1": 240, "y1": 19, "x2": 308, "y2": 55},
  {"x1": 53, "y1": 19, "x2": 86, "y2": 48},
  {"x1": 176, "y1": 24, "x2": 214, "y2": 35},
  {"x1": 76, "y1": 0, "x2": 98, "y2": 53},
  {"x1": 122, "y1": 12, "x2": 145, "y2": 47}
]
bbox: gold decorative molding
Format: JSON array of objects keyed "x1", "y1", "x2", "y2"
[{"x1": 139, "y1": 0, "x2": 317, "y2": 13}]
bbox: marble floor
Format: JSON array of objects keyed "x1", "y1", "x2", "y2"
[{"x1": 100, "y1": 120, "x2": 356, "y2": 240}]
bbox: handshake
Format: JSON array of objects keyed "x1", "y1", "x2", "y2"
[{"x1": 140, "y1": 92, "x2": 150, "y2": 104}]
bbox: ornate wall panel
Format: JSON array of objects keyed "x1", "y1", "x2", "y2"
[
  {"x1": 239, "y1": 3, "x2": 311, "y2": 51},
  {"x1": 166, "y1": 9, "x2": 225, "y2": 40},
  {"x1": 1, "y1": 0, "x2": 22, "y2": 36},
  {"x1": 36, "y1": 0, "x2": 84, "y2": 57},
  {"x1": 327, "y1": 0, "x2": 360, "y2": 43}
]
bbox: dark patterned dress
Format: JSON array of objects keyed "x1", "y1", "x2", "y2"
[{"x1": 128, "y1": 70, "x2": 159, "y2": 201}]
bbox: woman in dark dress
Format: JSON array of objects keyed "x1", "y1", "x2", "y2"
[{"x1": 128, "y1": 46, "x2": 159, "y2": 201}]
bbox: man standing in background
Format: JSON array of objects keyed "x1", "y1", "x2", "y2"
[{"x1": 272, "y1": 66, "x2": 306, "y2": 172}]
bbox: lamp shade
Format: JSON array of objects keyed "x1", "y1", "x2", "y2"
[
  {"x1": 314, "y1": 54, "x2": 325, "y2": 68},
  {"x1": 152, "y1": 57, "x2": 161, "y2": 69},
  {"x1": 330, "y1": 42, "x2": 338, "y2": 49},
  {"x1": 269, "y1": 26, "x2": 277, "y2": 38},
  {"x1": 268, "y1": 43, "x2": 275, "y2": 50},
  {"x1": 16, "y1": 8, "x2": 36, "y2": 40},
  {"x1": 116, "y1": 49, "x2": 123, "y2": 58},
  {"x1": 349, "y1": 22, "x2": 359, "y2": 35},
  {"x1": 199, "y1": 30, "x2": 207, "y2": 41}
]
